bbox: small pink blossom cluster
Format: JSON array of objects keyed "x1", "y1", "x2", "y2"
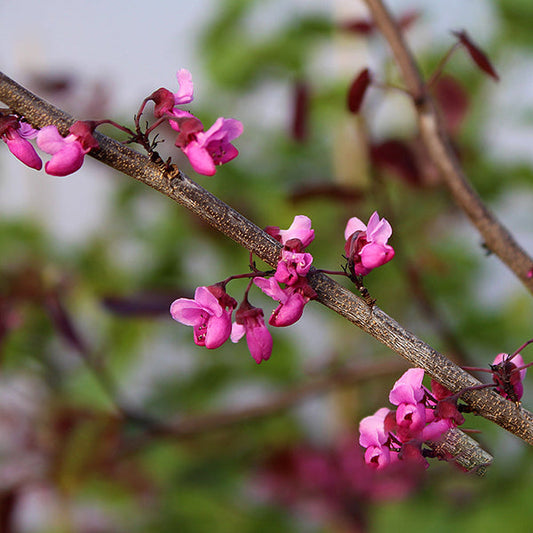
[
  {"x1": 145, "y1": 69, "x2": 242, "y2": 176},
  {"x1": 359, "y1": 368, "x2": 464, "y2": 470},
  {"x1": 170, "y1": 215, "x2": 317, "y2": 364},
  {"x1": 0, "y1": 111, "x2": 99, "y2": 177}
]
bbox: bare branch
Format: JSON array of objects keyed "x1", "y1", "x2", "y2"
[{"x1": 362, "y1": 0, "x2": 533, "y2": 294}]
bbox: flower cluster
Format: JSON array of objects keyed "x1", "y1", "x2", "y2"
[
  {"x1": 359, "y1": 368, "x2": 464, "y2": 470},
  {"x1": 0, "y1": 111, "x2": 98, "y2": 177},
  {"x1": 171, "y1": 212, "x2": 395, "y2": 364},
  {"x1": 170, "y1": 215, "x2": 317, "y2": 364},
  {"x1": 1, "y1": 69, "x2": 242, "y2": 178},
  {"x1": 145, "y1": 69, "x2": 243, "y2": 176}
]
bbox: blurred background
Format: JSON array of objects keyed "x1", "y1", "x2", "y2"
[{"x1": 1, "y1": 0, "x2": 533, "y2": 531}]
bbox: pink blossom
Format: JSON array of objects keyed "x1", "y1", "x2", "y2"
[
  {"x1": 344, "y1": 211, "x2": 395, "y2": 276},
  {"x1": 231, "y1": 299, "x2": 272, "y2": 364},
  {"x1": 389, "y1": 368, "x2": 425, "y2": 406},
  {"x1": 0, "y1": 115, "x2": 42, "y2": 170},
  {"x1": 37, "y1": 121, "x2": 98, "y2": 177},
  {"x1": 266, "y1": 215, "x2": 315, "y2": 249},
  {"x1": 150, "y1": 69, "x2": 194, "y2": 118},
  {"x1": 274, "y1": 249, "x2": 313, "y2": 286},
  {"x1": 170, "y1": 285, "x2": 236, "y2": 349},
  {"x1": 359, "y1": 408, "x2": 392, "y2": 469},
  {"x1": 253, "y1": 277, "x2": 315, "y2": 327},
  {"x1": 173, "y1": 115, "x2": 243, "y2": 176}
]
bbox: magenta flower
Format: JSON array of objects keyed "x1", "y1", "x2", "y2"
[
  {"x1": 172, "y1": 115, "x2": 243, "y2": 176},
  {"x1": 231, "y1": 299, "x2": 272, "y2": 364},
  {"x1": 274, "y1": 249, "x2": 313, "y2": 286},
  {"x1": 170, "y1": 285, "x2": 236, "y2": 349},
  {"x1": 389, "y1": 368, "x2": 425, "y2": 406},
  {"x1": 37, "y1": 121, "x2": 99, "y2": 177},
  {"x1": 0, "y1": 115, "x2": 42, "y2": 170},
  {"x1": 359, "y1": 408, "x2": 392, "y2": 470},
  {"x1": 253, "y1": 277, "x2": 315, "y2": 327},
  {"x1": 266, "y1": 215, "x2": 315, "y2": 249},
  {"x1": 344, "y1": 211, "x2": 395, "y2": 276},
  {"x1": 149, "y1": 68, "x2": 195, "y2": 118}
]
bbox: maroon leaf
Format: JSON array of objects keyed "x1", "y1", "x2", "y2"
[
  {"x1": 370, "y1": 139, "x2": 421, "y2": 185},
  {"x1": 432, "y1": 75, "x2": 469, "y2": 135},
  {"x1": 291, "y1": 80, "x2": 310, "y2": 142},
  {"x1": 452, "y1": 30, "x2": 499, "y2": 82},
  {"x1": 347, "y1": 68, "x2": 372, "y2": 114},
  {"x1": 338, "y1": 18, "x2": 375, "y2": 35}
]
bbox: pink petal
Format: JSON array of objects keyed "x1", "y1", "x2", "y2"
[
  {"x1": 360, "y1": 243, "x2": 395, "y2": 270},
  {"x1": 6, "y1": 136, "x2": 42, "y2": 170},
  {"x1": 246, "y1": 322, "x2": 273, "y2": 363},
  {"x1": 182, "y1": 141, "x2": 216, "y2": 176},
  {"x1": 36, "y1": 125, "x2": 67, "y2": 155},
  {"x1": 366, "y1": 212, "x2": 392, "y2": 244},
  {"x1": 389, "y1": 368, "x2": 425, "y2": 405},
  {"x1": 344, "y1": 216, "x2": 367, "y2": 241},
  {"x1": 174, "y1": 69, "x2": 194, "y2": 104},
  {"x1": 204, "y1": 310, "x2": 232, "y2": 349},
  {"x1": 278, "y1": 215, "x2": 315, "y2": 247},
  {"x1": 193, "y1": 286, "x2": 223, "y2": 317},
  {"x1": 359, "y1": 407, "x2": 390, "y2": 447},
  {"x1": 230, "y1": 322, "x2": 246, "y2": 343},
  {"x1": 269, "y1": 292, "x2": 307, "y2": 327},
  {"x1": 170, "y1": 298, "x2": 203, "y2": 326},
  {"x1": 44, "y1": 142, "x2": 86, "y2": 176}
]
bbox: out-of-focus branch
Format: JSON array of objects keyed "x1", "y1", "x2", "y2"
[
  {"x1": 121, "y1": 359, "x2": 492, "y2": 475},
  {"x1": 0, "y1": 72, "x2": 530, "y2": 466},
  {"x1": 361, "y1": 0, "x2": 533, "y2": 294}
]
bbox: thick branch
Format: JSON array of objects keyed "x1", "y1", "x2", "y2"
[
  {"x1": 0, "y1": 72, "x2": 529, "y2": 465},
  {"x1": 362, "y1": 0, "x2": 533, "y2": 294}
]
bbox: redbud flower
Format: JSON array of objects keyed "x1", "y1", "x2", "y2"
[
  {"x1": 170, "y1": 285, "x2": 236, "y2": 349},
  {"x1": 149, "y1": 68, "x2": 194, "y2": 118},
  {"x1": 274, "y1": 249, "x2": 313, "y2": 286},
  {"x1": 0, "y1": 115, "x2": 42, "y2": 170},
  {"x1": 37, "y1": 121, "x2": 99, "y2": 176},
  {"x1": 173, "y1": 116, "x2": 243, "y2": 176},
  {"x1": 253, "y1": 277, "x2": 315, "y2": 327},
  {"x1": 359, "y1": 408, "x2": 392, "y2": 470},
  {"x1": 231, "y1": 298, "x2": 272, "y2": 364},
  {"x1": 266, "y1": 215, "x2": 315, "y2": 249},
  {"x1": 344, "y1": 211, "x2": 395, "y2": 276}
]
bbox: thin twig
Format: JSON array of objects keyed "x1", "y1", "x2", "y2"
[{"x1": 362, "y1": 0, "x2": 533, "y2": 294}]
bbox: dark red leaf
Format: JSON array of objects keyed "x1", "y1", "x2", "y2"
[
  {"x1": 291, "y1": 80, "x2": 309, "y2": 142},
  {"x1": 452, "y1": 30, "x2": 499, "y2": 81},
  {"x1": 347, "y1": 68, "x2": 372, "y2": 114},
  {"x1": 338, "y1": 18, "x2": 375, "y2": 35},
  {"x1": 370, "y1": 139, "x2": 421, "y2": 185},
  {"x1": 432, "y1": 75, "x2": 469, "y2": 135},
  {"x1": 398, "y1": 10, "x2": 420, "y2": 31}
]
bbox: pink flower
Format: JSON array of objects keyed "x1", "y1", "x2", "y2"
[
  {"x1": 173, "y1": 115, "x2": 243, "y2": 176},
  {"x1": 253, "y1": 277, "x2": 315, "y2": 327},
  {"x1": 389, "y1": 368, "x2": 425, "y2": 406},
  {"x1": 266, "y1": 215, "x2": 315, "y2": 249},
  {"x1": 170, "y1": 285, "x2": 236, "y2": 349},
  {"x1": 37, "y1": 121, "x2": 99, "y2": 176},
  {"x1": 150, "y1": 69, "x2": 195, "y2": 118},
  {"x1": 274, "y1": 249, "x2": 313, "y2": 286},
  {"x1": 0, "y1": 115, "x2": 42, "y2": 170},
  {"x1": 491, "y1": 352, "x2": 526, "y2": 402},
  {"x1": 359, "y1": 408, "x2": 392, "y2": 470},
  {"x1": 344, "y1": 211, "x2": 395, "y2": 276},
  {"x1": 231, "y1": 299, "x2": 272, "y2": 364}
]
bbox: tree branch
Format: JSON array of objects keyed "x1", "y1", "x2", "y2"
[
  {"x1": 0, "y1": 71, "x2": 529, "y2": 469},
  {"x1": 362, "y1": 0, "x2": 533, "y2": 294}
]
